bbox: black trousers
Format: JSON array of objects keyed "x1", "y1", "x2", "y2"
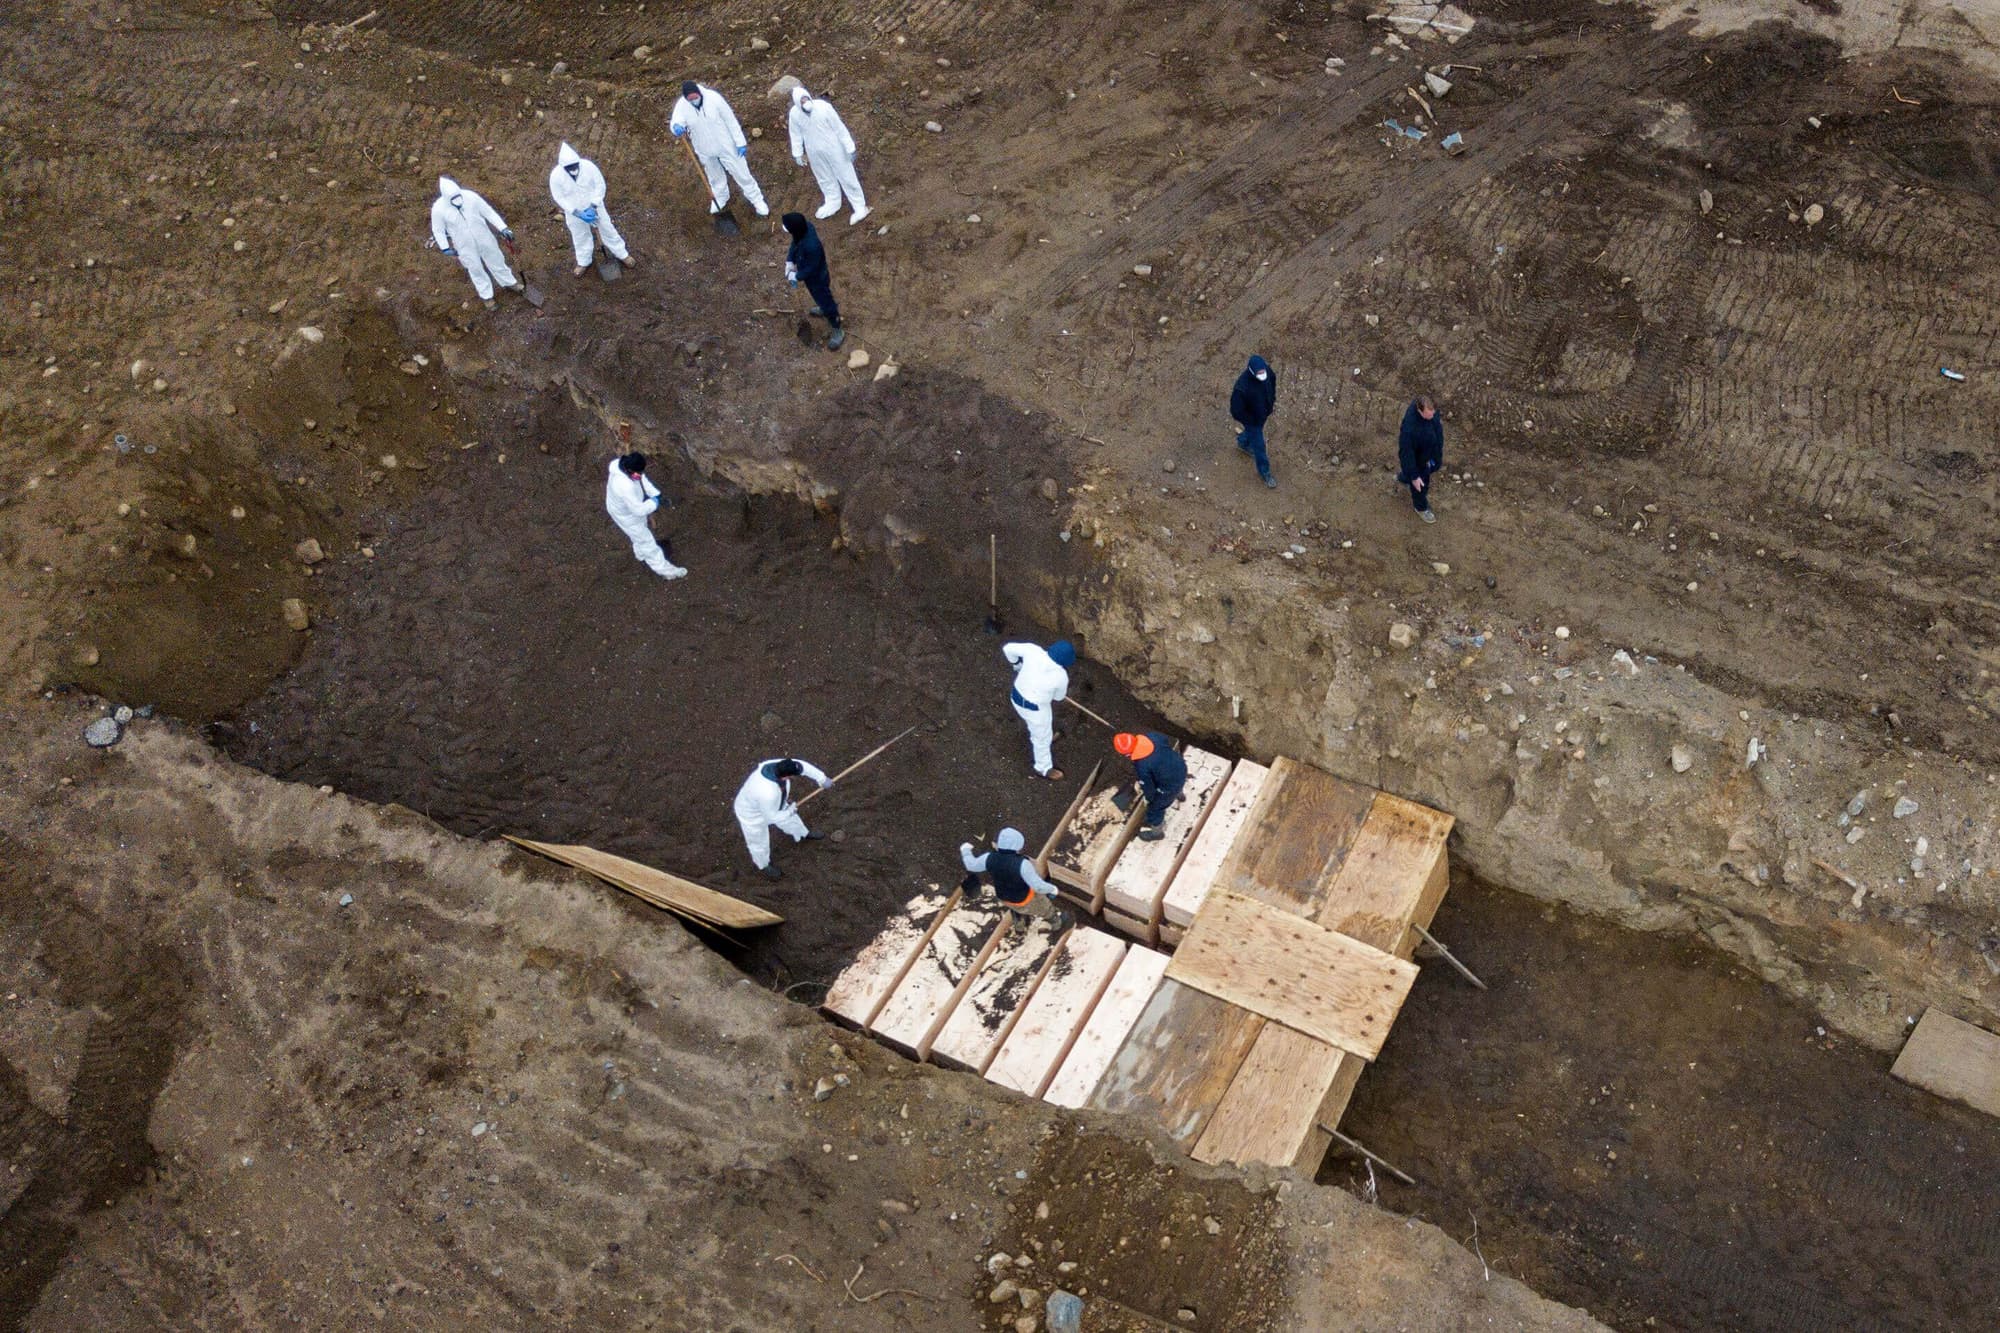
[{"x1": 804, "y1": 272, "x2": 841, "y2": 329}]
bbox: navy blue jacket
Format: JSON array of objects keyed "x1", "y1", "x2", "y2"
[
  {"x1": 787, "y1": 223, "x2": 830, "y2": 289},
  {"x1": 1229, "y1": 367, "x2": 1277, "y2": 428},
  {"x1": 1132, "y1": 731, "x2": 1187, "y2": 812},
  {"x1": 1397, "y1": 402, "x2": 1444, "y2": 483}
]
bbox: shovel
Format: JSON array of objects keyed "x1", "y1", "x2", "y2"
[
  {"x1": 982, "y1": 533, "x2": 1003, "y2": 634},
  {"x1": 596, "y1": 254, "x2": 622, "y2": 283},
  {"x1": 498, "y1": 236, "x2": 546, "y2": 308},
  {"x1": 681, "y1": 137, "x2": 741, "y2": 236}
]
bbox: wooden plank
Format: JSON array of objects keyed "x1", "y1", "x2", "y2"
[
  {"x1": 929, "y1": 912, "x2": 1067, "y2": 1074},
  {"x1": 1162, "y1": 759, "x2": 1269, "y2": 929},
  {"x1": 823, "y1": 888, "x2": 956, "y2": 1030},
  {"x1": 1892, "y1": 1008, "x2": 2000, "y2": 1119},
  {"x1": 1315, "y1": 792, "x2": 1454, "y2": 946},
  {"x1": 872, "y1": 903, "x2": 1005, "y2": 1057},
  {"x1": 1035, "y1": 760, "x2": 1102, "y2": 878},
  {"x1": 1166, "y1": 888, "x2": 1418, "y2": 1062},
  {"x1": 1210, "y1": 759, "x2": 1375, "y2": 917},
  {"x1": 504, "y1": 836, "x2": 783, "y2": 929},
  {"x1": 1102, "y1": 907, "x2": 1151, "y2": 943},
  {"x1": 1046, "y1": 785, "x2": 1142, "y2": 912},
  {"x1": 1102, "y1": 748, "x2": 1234, "y2": 932},
  {"x1": 1291, "y1": 1054, "x2": 1367, "y2": 1172},
  {"x1": 1191, "y1": 1024, "x2": 1343, "y2": 1167},
  {"x1": 1086, "y1": 979, "x2": 1265, "y2": 1146},
  {"x1": 1044, "y1": 946, "x2": 1171, "y2": 1109},
  {"x1": 987, "y1": 929, "x2": 1127, "y2": 1099},
  {"x1": 1158, "y1": 921, "x2": 1185, "y2": 948}
]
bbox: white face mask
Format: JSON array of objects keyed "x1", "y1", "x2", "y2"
[{"x1": 1253, "y1": 370, "x2": 1268, "y2": 381}]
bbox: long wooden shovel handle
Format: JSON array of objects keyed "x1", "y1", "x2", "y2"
[
  {"x1": 795, "y1": 724, "x2": 920, "y2": 808},
  {"x1": 680, "y1": 135, "x2": 723, "y2": 210},
  {"x1": 1062, "y1": 696, "x2": 1114, "y2": 729}
]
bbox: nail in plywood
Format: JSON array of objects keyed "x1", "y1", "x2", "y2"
[
  {"x1": 1192, "y1": 1024, "x2": 1342, "y2": 1167},
  {"x1": 823, "y1": 888, "x2": 956, "y2": 1030},
  {"x1": 1045, "y1": 946, "x2": 1171, "y2": 1109},
  {"x1": 1315, "y1": 793, "x2": 1454, "y2": 948},
  {"x1": 988, "y1": 928, "x2": 1128, "y2": 1099},
  {"x1": 1102, "y1": 748, "x2": 1235, "y2": 939},
  {"x1": 1046, "y1": 786, "x2": 1142, "y2": 913},
  {"x1": 503, "y1": 836, "x2": 784, "y2": 929},
  {"x1": 930, "y1": 913, "x2": 1067, "y2": 1074},
  {"x1": 1162, "y1": 759, "x2": 1270, "y2": 929},
  {"x1": 1892, "y1": 1008, "x2": 2000, "y2": 1119},
  {"x1": 872, "y1": 903, "x2": 1005, "y2": 1058},
  {"x1": 1209, "y1": 759, "x2": 1375, "y2": 917},
  {"x1": 1166, "y1": 888, "x2": 1418, "y2": 1062},
  {"x1": 1086, "y1": 978, "x2": 1265, "y2": 1146}
]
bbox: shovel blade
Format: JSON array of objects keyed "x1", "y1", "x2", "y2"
[
  {"x1": 714, "y1": 209, "x2": 742, "y2": 237},
  {"x1": 596, "y1": 256, "x2": 622, "y2": 283},
  {"x1": 520, "y1": 280, "x2": 546, "y2": 309}
]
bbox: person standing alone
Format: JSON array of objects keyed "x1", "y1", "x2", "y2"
[
  {"x1": 604, "y1": 452, "x2": 688, "y2": 580},
  {"x1": 782, "y1": 213, "x2": 846, "y2": 351},
  {"x1": 1229, "y1": 355, "x2": 1279, "y2": 489},
  {"x1": 1397, "y1": 395, "x2": 1444, "y2": 523}
]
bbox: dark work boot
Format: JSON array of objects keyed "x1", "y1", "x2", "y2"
[
  {"x1": 801, "y1": 831, "x2": 827, "y2": 841},
  {"x1": 761, "y1": 864, "x2": 784, "y2": 881},
  {"x1": 1137, "y1": 826, "x2": 1166, "y2": 842},
  {"x1": 827, "y1": 327, "x2": 847, "y2": 351}
]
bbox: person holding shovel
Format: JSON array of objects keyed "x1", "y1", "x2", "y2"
[
  {"x1": 781, "y1": 212, "x2": 846, "y2": 351},
  {"x1": 1002, "y1": 638, "x2": 1075, "y2": 781},
  {"x1": 960, "y1": 828, "x2": 1068, "y2": 929},
  {"x1": 1110, "y1": 731, "x2": 1186, "y2": 842},
  {"x1": 733, "y1": 757, "x2": 832, "y2": 881},
  {"x1": 429, "y1": 175, "x2": 526, "y2": 309},
  {"x1": 548, "y1": 142, "x2": 634, "y2": 278},
  {"x1": 604, "y1": 452, "x2": 687, "y2": 581},
  {"x1": 670, "y1": 80, "x2": 769, "y2": 219}
]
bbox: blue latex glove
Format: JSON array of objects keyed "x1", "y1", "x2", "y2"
[
  {"x1": 735, "y1": 145, "x2": 747, "y2": 157},
  {"x1": 578, "y1": 206, "x2": 598, "y2": 224},
  {"x1": 671, "y1": 124, "x2": 688, "y2": 137},
  {"x1": 442, "y1": 247, "x2": 457, "y2": 256}
]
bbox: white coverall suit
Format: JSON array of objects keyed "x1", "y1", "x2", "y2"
[
  {"x1": 430, "y1": 176, "x2": 518, "y2": 302},
  {"x1": 604, "y1": 460, "x2": 687, "y2": 580},
  {"x1": 670, "y1": 84, "x2": 768, "y2": 216},
  {"x1": 1003, "y1": 642, "x2": 1070, "y2": 777},
  {"x1": 549, "y1": 142, "x2": 631, "y2": 270},
  {"x1": 734, "y1": 758, "x2": 829, "y2": 870},
  {"x1": 787, "y1": 85, "x2": 869, "y2": 224}
]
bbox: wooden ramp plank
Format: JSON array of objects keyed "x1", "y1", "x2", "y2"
[
  {"x1": 1166, "y1": 888, "x2": 1418, "y2": 1062},
  {"x1": 1046, "y1": 786, "x2": 1142, "y2": 911},
  {"x1": 1293, "y1": 1054, "x2": 1368, "y2": 1172},
  {"x1": 930, "y1": 913, "x2": 1067, "y2": 1074},
  {"x1": 988, "y1": 928, "x2": 1128, "y2": 1099},
  {"x1": 1036, "y1": 760, "x2": 1102, "y2": 877},
  {"x1": 1893, "y1": 1008, "x2": 2000, "y2": 1119},
  {"x1": 1045, "y1": 946, "x2": 1171, "y2": 1109},
  {"x1": 1192, "y1": 1024, "x2": 1343, "y2": 1167},
  {"x1": 1210, "y1": 759, "x2": 1374, "y2": 918},
  {"x1": 872, "y1": 903, "x2": 1006, "y2": 1058},
  {"x1": 823, "y1": 888, "x2": 956, "y2": 1030},
  {"x1": 1102, "y1": 748, "x2": 1234, "y2": 937},
  {"x1": 1316, "y1": 793, "x2": 1454, "y2": 946},
  {"x1": 504, "y1": 836, "x2": 783, "y2": 929},
  {"x1": 1162, "y1": 760, "x2": 1270, "y2": 929},
  {"x1": 1086, "y1": 979, "x2": 1265, "y2": 1146}
]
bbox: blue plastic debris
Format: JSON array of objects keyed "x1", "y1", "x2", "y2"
[
  {"x1": 1940, "y1": 367, "x2": 1966, "y2": 382},
  {"x1": 1441, "y1": 131, "x2": 1465, "y2": 154}
]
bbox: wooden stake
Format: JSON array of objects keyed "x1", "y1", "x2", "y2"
[
  {"x1": 796, "y1": 725, "x2": 919, "y2": 808},
  {"x1": 1322, "y1": 1125, "x2": 1416, "y2": 1186},
  {"x1": 1062, "y1": 696, "x2": 1114, "y2": 729},
  {"x1": 1411, "y1": 921, "x2": 1488, "y2": 990}
]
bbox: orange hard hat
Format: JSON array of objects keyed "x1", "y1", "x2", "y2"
[{"x1": 1112, "y1": 732, "x2": 1154, "y2": 761}]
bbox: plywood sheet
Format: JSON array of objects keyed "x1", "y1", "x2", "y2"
[
  {"x1": 1315, "y1": 792, "x2": 1453, "y2": 948},
  {"x1": 1046, "y1": 786, "x2": 1142, "y2": 907},
  {"x1": 1210, "y1": 759, "x2": 1374, "y2": 917},
  {"x1": 987, "y1": 929, "x2": 1128, "y2": 1099},
  {"x1": 872, "y1": 903, "x2": 1004, "y2": 1057},
  {"x1": 1086, "y1": 979, "x2": 1265, "y2": 1146},
  {"x1": 504, "y1": 836, "x2": 783, "y2": 929},
  {"x1": 1291, "y1": 1054, "x2": 1368, "y2": 1172},
  {"x1": 823, "y1": 888, "x2": 956, "y2": 1030},
  {"x1": 1192, "y1": 1024, "x2": 1343, "y2": 1167},
  {"x1": 1166, "y1": 888, "x2": 1418, "y2": 1062},
  {"x1": 1103, "y1": 748, "x2": 1234, "y2": 926},
  {"x1": 1892, "y1": 1008, "x2": 2000, "y2": 1119},
  {"x1": 929, "y1": 913, "x2": 1066, "y2": 1073},
  {"x1": 1045, "y1": 946, "x2": 1171, "y2": 1109},
  {"x1": 1162, "y1": 759, "x2": 1270, "y2": 928}
]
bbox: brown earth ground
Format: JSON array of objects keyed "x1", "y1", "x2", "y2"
[{"x1": 3, "y1": 0, "x2": 2000, "y2": 1328}]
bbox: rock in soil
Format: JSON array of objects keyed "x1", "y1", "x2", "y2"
[{"x1": 84, "y1": 717, "x2": 123, "y2": 748}]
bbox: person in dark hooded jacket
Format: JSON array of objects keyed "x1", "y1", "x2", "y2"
[
  {"x1": 1228, "y1": 354, "x2": 1278, "y2": 488},
  {"x1": 1396, "y1": 395, "x2": 1444, "y2": 522},
  {"x1": 781, "y1": 212, "x2": 845, "y2": 350}
]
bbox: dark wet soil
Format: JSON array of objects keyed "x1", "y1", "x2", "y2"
[{"x1": 1332, "y1": 874, "x2": 2000, "y2": 1333}]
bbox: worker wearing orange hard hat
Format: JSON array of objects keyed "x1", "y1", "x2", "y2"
[{"x1": 1110, "y1": 730, "x2": 1187, "y2": 842}]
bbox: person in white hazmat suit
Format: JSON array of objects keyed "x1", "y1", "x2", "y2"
[
  {"x1": 787, "y1": 85, "x2": 869, "y2": 225},
  {"x1": 549, "y1": 142, "x2": 634, "y2": 277},
  {"x1": 734, "y1": 757, "x2": 832, "y2": 879},
  {"x1": 604, "y1": 452, "x2": 688, "y2": 581},
  {"x1": 1002, "y1": 638, "x2": 1076, "y2": 780},
  {"x1": 430, "y1": 176, "x2": 524, "y2": 308},
  {"x1": 669, "y1": 81, "x2": 768, "y2": 217}
]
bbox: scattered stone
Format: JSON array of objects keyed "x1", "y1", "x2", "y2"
[
  {"x1": 1177, "y1": 1310, "x2": 1198, "y2": 1325},
  {"x1": 1804, "y1": 202, "x2": 1825, "y2": 227},
  {"x1": 294, "y1": 536, "x2": 325, "y2": 565},
  {"x1": 1554, "y1": 625, "x2": 1570, "y2": 639},
  {"x1": 74, "y1": 644, "x2": 100, "y2": 667},
  {"x1": 1611, "y1": 649, "x2": 1639, "y2": 677},
  {"x1": 1699, "y1": 188, "x2": 1713, "y2": 215},
  {"x1": 989, "y1": 1279, "x2": 1019, "y2": 1304},
  {"x1": 1845, "y1": 790, "x2": 1869, "y2": 818},
  {"x1": 1893, "y1": 796, "x2": 1919, "y2": 819},
  {"x1": 1424, "y1": 71, "x2": 1453, "y2": 97},
  {"x1": 1388, "y1": 622, "x2": 1417, "y2": 649},
  {"x1": 1364, "y1": 313, "x2": 1380, "y2": 328},
  {"x1": 759, "y1": 710, "x2": 783, "y2": 733},
  {"x1": 1018, "y1": 1287, "x2": 1040, "y2": 1310},
  {"x1": 1014, "y1": 1317, "x2": 1039, "y2": 1333},
  {"x1": 1746, "y1": 737, "x2": 1766, "y2": 767},
  {"x1": 471, "y1": 1121, "x2": 489, "y2": 1137},
  {"x1": 1670, "y1": 744, "x2": 1693, "y2": 773},
  {"x1": 84, "y1": 717, "x2": 123, "y2": 748},
  {"x1": 750, "y1": 36, "x2": 769, "y2": 50},
  {"x1": 1203, "y1": 1215, "x2": 1222, "y2": 1234},
  {"x1": 986, "y1": 1253, "x2": 1013, "y2": 1275},
  {"x1": 847, "y1": 348, "x2": 871, "y2": 370},
  {"x1": 1132, "y1": 264, "x2": 1155, "y2": 279},
  {"x1": 297, "y1": 325, "x2": 325, "y2": 344},
  {"x1": 769, "y1": 74, "x2": 803, "y2": 100},
  {"x1": 1162, "y1": 459, "x2": 1176, "y2": 473},
  {"x1": 813, "y1": 1075, "x2": 839, "y2": 1101},
  {"x1": 879, "y1": 1198, "x2": 912, "y2": 1215},
  {"x1": 1430, "y1": 561, "x2": 1450, "y2": 576},
  {"x1": 1846, "y1": 826, "x2": 1864, "y2": 845},
  {"x1": 281, "y1": 597, "x2": 311, "y2": 631},
  {"x1": 966, "y1": 212, "x2": 982, "y2": 223},
  {"x1": 873, "y1": 361, "x2": 899, "y2": 382},
  {"x1": 129, "y1": 359, "x2": 151, "y2": 382},
  {"x1": 829, "y1": 829, "x2": 846, "y2": 843},
  {"x1": 113, "y1": 705, "x2": 134, "y2": 724},
  {"x1": 632, "y1": 44, "x2": 653, "y2": 59},
  {"x1": 925, "y1": 120, "x2": 943, "y2": 133},
  {"x1": 1046, "y1": 1291, "x2": 1085, "y2": 1333},
  {"x1": 381, "y1": 453, "x2": 399, "y2": 469},
  {"x1": 1039, "y1": 477, "x2": 1061, "y2": 502},
  {"x1": 173, "y1": 532, "x2": 198, "y2": 558}
]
